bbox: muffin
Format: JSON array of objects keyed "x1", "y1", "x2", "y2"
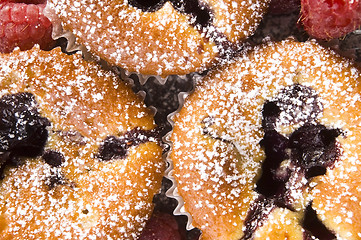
[
  {"x1": 170, "y1": 39, "x2": 361, "y2": 239},
  {"x1": 46, "y1": 0, "x2": 270, "y2": 76},
  {"x1": 0, "y1": 46, "x2": 165, "y2": 239}
]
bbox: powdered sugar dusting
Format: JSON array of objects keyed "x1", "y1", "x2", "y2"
[
  {"x1": 47, "y1": 0, "x2": 270, "y2": 76},
  {"x1": 171, "y1": 39, "x2": 361, "y2": 239},
  {"x1": 0, "y1": 47, "x2": 164, "y2": 239}
]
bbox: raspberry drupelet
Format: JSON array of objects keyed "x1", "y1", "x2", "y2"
[
  {"x1": 301, "y1": 0, "x2": 361, "y2": 40},
  {"x1": 0, "y1": 0, "x2": 55, "y2": 53}
]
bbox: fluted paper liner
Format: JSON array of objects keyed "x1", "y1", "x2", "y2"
[{"x1": 163, "y1": 74, "x2": 200, "y2": 231}]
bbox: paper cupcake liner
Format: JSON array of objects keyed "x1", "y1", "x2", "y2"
[
  {"x1": 124, "y1": 70, "x2": 202, "y2": 234},
  {"x1": 44, "y1": 5, "x2": 86, "y2": 55},
  {"x1": 161, "y1": 74, "x2": 201, "y2": 231}
]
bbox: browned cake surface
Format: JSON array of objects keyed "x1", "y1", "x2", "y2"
[
  {"x1": 47, "y1": 0, "x2": 269, "y2": 76},
  {"x1": 171, "y1": 39, "x2": 361, "y2": 239},
  {"x1": 0, "y1": 47, "x2": 165, "y2": 239}
]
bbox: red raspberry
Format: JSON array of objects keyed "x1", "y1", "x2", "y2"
[
  {"x1": 138, "y1": 212, "x2": 183, "y2": 240},
  {"x1": 0, "y1": 0, "x2": 55, "y2": 53},
  {"x1": 301, "y1": 0, "x2": 361, "y2": 40},
  {"x1": 0, "y1": 1, "x2": 46, "y2": 3},
  {"x1": 268, "y1": 0, "x2": 301, "y2": 15}
]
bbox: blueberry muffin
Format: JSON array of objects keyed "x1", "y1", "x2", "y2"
[
  {"x1": 0, "y1": 46, "x2": 165, "y2": 239},
  {"x1": 47, "y1": 0, "x2": 270, "y2": 76},
  {"x1": 170, "y1": 39, "x2": 361, "y2": 239}
]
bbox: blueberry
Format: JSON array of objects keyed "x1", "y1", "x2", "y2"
[
  {"x1": 45, "y1": 170, "x2": 67, "y2": 189},
  {"x1": 289, "y1": 124, "x2": 341, "y2": 173},
  {"x1": 98, "y1": 128, "x2": 160, "y2": 161},
  {"x1": 98, "y1": 135, "x2": 128, "y2": 161},
  {"x1": 128, "y1": 0, "x2": 167, "y2": 12},
  {"x1": 262, "y1": 100, "x2": 281, "y2": 130},
  {"x1": 0, "y1": 92, "x2": 50, "y2": 170},
  {"x1": 264, "y1": 84, "x2": 323, "y2": 128},
  {"x1": 42, "y1": 150, "x2": 65, "y2": 167}
]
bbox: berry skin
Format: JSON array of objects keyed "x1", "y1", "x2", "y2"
[
  {"x1": 0, "y1": 92, "x2": 50, "y2": 169},
  {"x1": 0, "y1": 1, "x2": 55, "y2": 53},
  {"x1": 138, "y1": 212, "x2": 183, "y2": 240},
  {"x1": 268, "y1": 0, "x2": 301, "y2": 15},
  {"x1": 301, "y1": 0, "x2": 361, "y2": 40}
]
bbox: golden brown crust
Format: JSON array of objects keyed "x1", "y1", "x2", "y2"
[
  {"x1": 0, "y1": 47, "x2": 165, "y2": 239},
  {"x1": 47, "y1": 0, "x2": 269, "y2": 76},
  {"x1": 171, "y1": 39, "x2": 361, "y2": 239},
  {"x1": 203, "y1": 0, "x2": 269, "y2": 42}
]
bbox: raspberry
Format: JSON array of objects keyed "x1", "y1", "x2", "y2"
[
  {"x1": 268, "y1": 0, "x2": 301, "y2": 15},
  {"x1": 138, "y1": 212, "x2": 183, "y2": 240},
  {"x1": 301, "y1": 0, "x2": 361, "y2": 40},
  {"x1": 0, "y1": 0, "x2": 55, "y2": 53}
]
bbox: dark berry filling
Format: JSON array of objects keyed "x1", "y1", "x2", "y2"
[
  {"x1": 262, "y1": 101, "x2": 281, "y2": 131},
  {"x1": 262, "y1": 84, "x2": 323, "y2": 130},
  {"x1": 98, "y1": 127, "x2": 161, "y2": 161},
  {"x1": 170, "y1": 0, "x2": 212, "y2": 28},
  {"x1": 128, "y1": 0, "x2": 215, "y2": 37},
  {"x1": 0, "y1": 92, "x2": 50, "y2": 177},
  {"x1": 289, "y1": 124, "x2": 341, "y2": 178},
  {"x1": 256, "y1": 130, "x2": 289, "y2": 198},
  {"x1": 128, "y1": 0, "x2": 212, "y2": 28},
  {"x1": 98, "y1": 135, "x2": 128, "y2": 161},
  {"x1": 128, "y1": 0, "x2": 167, "y2": 12},
  {"x1": 250, "y1": 84, "x2": 341, "y2": 238},
  {"x1": 256, "y1": 123, "x2": 341, "y2": 198},
  {"x1": 199, "y1": 84, "x2": 343, "y2": 238},
  {"x1": 241, "y1": 197, "x2": 276, "y2": 240},
  {"x1": 42, "y1": 150, "x2": 65, "y2": 168},
  {"x1": 45, "y1": 170, "x2": 67, "y2": 189},
  {"x1": 302, "y1": 204, "x2": 336, "y2": 240}
]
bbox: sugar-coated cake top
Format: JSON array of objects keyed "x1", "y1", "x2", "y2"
[
  {"x1": 47, "y1": 0, "x2": 270, "y2": 76},
  {"x1": 171, "y1": 39, "x2": 361, "y2": 240},
  {"x1": 0, "y1": 46, "x2": 164, "y2": 239}
]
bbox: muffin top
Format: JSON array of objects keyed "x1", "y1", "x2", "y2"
[
  {"x1": 171, "y1": 39, "x2": 361, "y2": 240},
  {"x1": 47, "y1": 0, "x2": 270, "y2": 76},
  {"x1": 0, "y1": 46, "x2": 165, "y2": 239}
]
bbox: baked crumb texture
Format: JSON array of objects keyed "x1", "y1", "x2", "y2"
[
  {"x1": 0, "y1": 47, "x2": 165, "y2": 240},
  {"x1": 47, "y1": 0, "x2": 270, "y2": 76},
  {"x1": 171, "y1": 39, "x2": 361, "y2": 240}
]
